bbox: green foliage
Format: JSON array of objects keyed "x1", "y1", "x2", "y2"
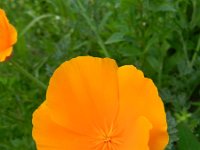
[
  {"x1": 0, "y1": 0, "x2": 200, "y2": 149},
  {"x1": 177, "y1": 123, "x2": 200, "y2": 150},
  {"x1": 166, "y1": 112, "x2": 179, "y2": 150}
]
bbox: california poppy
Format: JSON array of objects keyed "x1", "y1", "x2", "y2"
[
  {"x1": 32, "y1": 56, "x2": 168, "y2": 150},
  {"x1": 0, "y1": 9, "x2": 17, "y2": 62}
]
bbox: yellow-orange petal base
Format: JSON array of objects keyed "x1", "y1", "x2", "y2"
[
  {"x1": 32, "y1": 56, "x2": 169, "y2": 150},
  {"x1": 0, "y1": 9, "x2": 17, "y2": 62}
]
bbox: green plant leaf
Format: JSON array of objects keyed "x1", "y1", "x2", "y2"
[
  {"x1": 157, "y1": 4, "x2": 176, "y2": 12},
  {"x1": 177, "y1": 123, "x2": 200, "y2": 150},
  {"x1": 105, "y1": 32, "x2": 125, "y2": 44}
]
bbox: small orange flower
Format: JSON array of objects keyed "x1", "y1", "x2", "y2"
[
  {"x1": 32, "y1": 56, "x2": 169, "y2": 150},
  {"x1": 0, "y1": 9, "x2": 17, "y2": 62}
]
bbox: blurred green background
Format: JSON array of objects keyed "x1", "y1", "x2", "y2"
[{"x1": 0, "y1": 0, "x2": 200, "y2": 149}]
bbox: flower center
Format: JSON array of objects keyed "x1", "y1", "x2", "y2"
[{"x1": 104, "y1": 136, "x2": 111, "y2": 143}]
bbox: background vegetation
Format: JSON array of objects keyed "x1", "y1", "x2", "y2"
[{"x1": 0, "y1": 0, "x2": 200, "y2": 149}]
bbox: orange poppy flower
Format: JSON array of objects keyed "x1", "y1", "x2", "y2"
[
  {"x1": 32, "y1": 56, "x2": 169, "y2": 150},
  {"x1": 0, "y1": 9, "x2": 17, "y2": 62}
]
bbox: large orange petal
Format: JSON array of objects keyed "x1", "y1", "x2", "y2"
[
  {"x1": 33, "y1": 101, "x2": 92, "y2": 150},
  {"x1": 117, "y1": 65, "x2": 168, "y2": 150},
  {"x1": 46, "y1": 56, "x2": 119, "y2": 137},
  {"x1": 142, "y1": 78, "x2": 169, "y2": 150},
  {"x1": 0, "y1": 47, "x2": 12, "y2": 62},
  {"x1": 118, "y1": 116, "x2": 152, "y2": 150}
]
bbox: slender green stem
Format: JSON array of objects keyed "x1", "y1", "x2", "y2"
[
  {"x1": 191, "y1": 37, "x2": 200, "y2": 67},
  {"x1": 76, "y1": 0, "x2": 110, "y2": 57},
  {"x1": 178, "y1": 31, "x2": 190, "y2": 67},
  {"x1": 20, "y1": 14, "x2": 53, "y2": 37},
  {"x1": 10, "y1": 60, "x2": 47, "y2": 90},
  {"x1": 157, "y1": 61, "x2": 163, "y2": 88}
]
